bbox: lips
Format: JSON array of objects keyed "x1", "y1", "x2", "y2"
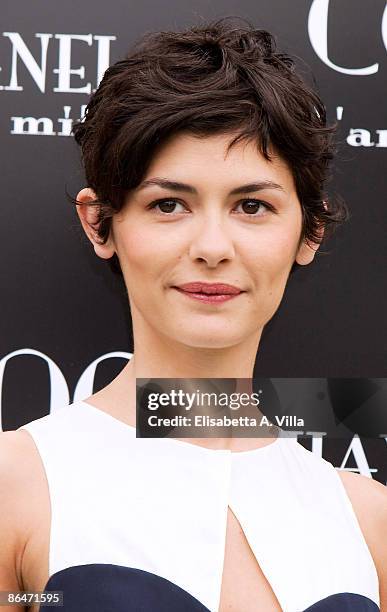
[{"x1": 174, "y1": 282, "x2": 242, "y2": 295}]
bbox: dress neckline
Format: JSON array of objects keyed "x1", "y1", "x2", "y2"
[{"x1": 77, "y1": 399, "x2": 288, "y2": 456}]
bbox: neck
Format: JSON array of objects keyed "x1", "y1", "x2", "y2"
[
  {"x1": 106, "y1": 323, "x2": 260, "y2": 417},
  {"x1": 131, "y1": 329, "x2": 261, "y2": 378},
  {"x1": 87, "y1": 325, "x2": 278, "y2": 450}
]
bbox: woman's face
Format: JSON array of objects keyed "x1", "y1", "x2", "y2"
[{"x1": 79, "y1": 131, "x2": 319, "y2": 349}]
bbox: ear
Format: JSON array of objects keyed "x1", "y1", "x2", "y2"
[
  {"x1": 295, "y1": 201, "x2": 327, "y2": 266},
  {"x1": 75, "y1": 187, "x2": 115, "y2": 260}
]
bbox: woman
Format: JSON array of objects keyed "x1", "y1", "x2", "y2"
[{"x1": 0, "y1": 16, "x2": 386, "y2": 612}]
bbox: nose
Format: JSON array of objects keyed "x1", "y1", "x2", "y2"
[{"x1": 188, "y1": 212, "x2": 235, "y2": 268}]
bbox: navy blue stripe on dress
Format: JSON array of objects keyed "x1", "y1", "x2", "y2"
[
  {"x1": 41, "y1": 564, "x2": 380, "y2": 611},
  {"x1": 41, "y1": 564, "x2": 210, "y2": 611},
  {"x1": 303, "y1": 592, "x2": 379, "y2": 611}
]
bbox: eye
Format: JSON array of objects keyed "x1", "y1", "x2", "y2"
[
  {"x1": 147, "y1": 199, "x2": 187, "y2": 214},
  {"x1": 234, "y1": 199, "x2": 273, "y2": 217}
]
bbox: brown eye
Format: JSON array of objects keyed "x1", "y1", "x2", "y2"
[
  {"x1": 148, "y1": 199, "x2": 186, "y2": 214},
  {"x1": 241, "y1": 202, "x2": 262, "y2": 214},
  {"x1": 236, "y1": 199, "x2": 271, "y2": 216}
]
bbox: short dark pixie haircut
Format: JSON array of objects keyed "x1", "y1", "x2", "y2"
[{"x1": 71, "y1": 16, "x2": 348, "y2": 277}]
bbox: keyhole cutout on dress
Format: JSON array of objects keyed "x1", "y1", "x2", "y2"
[{"x1": 218, "y1": 506, "x2": 283, "y2": 612}]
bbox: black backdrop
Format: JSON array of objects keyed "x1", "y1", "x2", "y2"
[{"x1": 1, "y1": 0, "x2": 386, "y2": 483}]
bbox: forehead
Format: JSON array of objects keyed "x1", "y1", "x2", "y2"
[{"x1": 143, "y1": 131, "x2": 296, "y2": 193}]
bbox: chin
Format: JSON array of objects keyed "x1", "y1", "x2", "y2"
[{"x1": 173, "y1": 330, "x2": 250, "y2": 350}]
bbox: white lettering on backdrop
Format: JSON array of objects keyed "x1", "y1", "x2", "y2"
[
  {"x1": 0, "y1": 32, "x2": 116, "y2": 92},
  {"x1": 308, "y1": 0, "x2": 387, "y2": 74}
]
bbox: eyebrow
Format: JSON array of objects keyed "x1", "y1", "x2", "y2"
[{"x1": 136, "y1": 178, "x2": 286, "y2": 195}]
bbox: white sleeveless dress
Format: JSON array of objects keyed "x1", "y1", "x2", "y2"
[{"x1": 18, "y1": 400, "x2": 380, "y2": 611}]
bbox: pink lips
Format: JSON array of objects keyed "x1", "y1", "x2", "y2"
[{"x1": 173, "y1": 282, "x2": 243, "y2": 304}]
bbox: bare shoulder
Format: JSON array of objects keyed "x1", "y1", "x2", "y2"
[
  {"x1": 336, "y1": 468, "x2": 387, "y2": 607},
  {"x1": 0, "y1": 428, "x2": 41, "y2": 478},
  {"x1": 0, "y1": 426, "x2": 42, "y2": 515},
  {"x1": 0, "y1": 429, "x2": 44, "y2": 594},
  {"x1": 336, "y1": 468, "x2": 387, "y2": 520},
  {"x1": 0, "y1": 429, "x2": 45, "y2": 495},
  {"x1": 0, "y1": 428, "x2": 45, "y2": 516}
]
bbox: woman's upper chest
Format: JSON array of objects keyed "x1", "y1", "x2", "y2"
[{"x1": 22, "y1": 504, "x2": 283, "y2": 612}]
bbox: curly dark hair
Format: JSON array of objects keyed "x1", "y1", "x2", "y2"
[{"x1": 71, "y1": 15, "x2": 348, "y2": 276}]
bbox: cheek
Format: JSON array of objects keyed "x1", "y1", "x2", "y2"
[
  {"x1": 114, "y1": 223, "x2": 181, "y2": 298},
  {"x1": 115, "y1": 226, "x2": 158, "y2": 277},
  {"x1": 245, "y1": 226, "x2": 300, "y2": 285}
]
